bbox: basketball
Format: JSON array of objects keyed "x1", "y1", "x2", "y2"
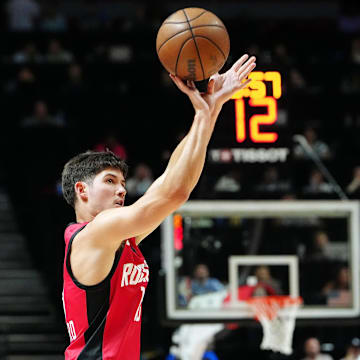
[{"x1": 156, "y1": 8, "x2": 230, "y2": 82}]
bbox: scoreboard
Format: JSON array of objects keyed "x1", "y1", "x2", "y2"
[
  {"x1": 209, "y1": 71, "x2": 291, "y2": 164},
  {"x1": 232, "y1": 71, "x2": 281, "y2": 143}
]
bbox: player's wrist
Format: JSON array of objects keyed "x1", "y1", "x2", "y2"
[{"x1": 211, "y1": 102, "x2": 223, "y2": 119}]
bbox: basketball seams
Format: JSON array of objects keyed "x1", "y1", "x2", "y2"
[
  {"x1": 182, "y1": 9, "x2": 205, "y2": 80},
  {"x1": 194, "y1": 35, "x2": 228, "y2": 60},
  {"x1": 157, "y1": 29, "x2": 191, "y2": 53},
  {"x1": 156, "y1": 7, "x2": 230, "y2": 81},
  {"x1": 157, "y1": 25, "x2": 226, "y2": 53},
  {"x1": 161, "y1": 24, "x2": 226, "y2": 30},
  {"x1": 163, "y1": 10, "x2": 207, "y2": 24}
]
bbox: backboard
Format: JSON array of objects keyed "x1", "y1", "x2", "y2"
[{"x1": 160, "y1": 200, "x2": 360, "y2": 322}]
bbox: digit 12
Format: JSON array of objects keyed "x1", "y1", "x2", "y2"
[{"x1": 235, "y1": 97, "x2": 278, "y2": 143}]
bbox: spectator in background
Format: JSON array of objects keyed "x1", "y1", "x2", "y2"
[
  {"x1": 4, "y1": 66, "x2": 37, "y2": 95},
  {"x1": 293, "y1": 126, "x2": 332, "y2": 160},
  {"x1": 288, "y1": 68, "x2": 307, "y2": 90},
  {"x1": 306, "y1": 230, "x2": 332, "y2": 261},
  {"x1": 40, "y1": 2, "x2": 67, "y2": 32},
  {"x1": 340, "y1": 338, "x2": 360, "y2": 360},
  {"x1": 94, "y1": 131, "x2": 127, "y2": 161},
  {"x1": 159, "y1": 131, "x2": 186, "y2": 176},
  {"x1": 272, "y1": 42, "x2": 293, "y2": 67},
  {"x1": 346, "y1": 166, "x2": 360, "y2": 197},
  {"x1": 272, "y1": 193, "x2": 322, "y2": 228},
  {"x1": 350, "y1": 37, "x2": 360, "y2": 64},
  {"x1": 45, "y1": 39, "x2": 74, "y2": 63},
  {"x1": 213, "y1": 169, "x2": 241, "y2": 193},
  {"x1": 108, "y1": 44, "x2": 133, "y2": 64},
  {"x1": 20, "y1": 100, "x2": 65, "y2": 128},
  {"x1": 86, "y1": 43, "x2": 109, "y2": 63},
  {"x1": 6, "y1": 0, "x2": 40, "y2": 31},
  {"x1": 190, "y1": 264, "x2": 224, "y2": 297},
  {"x1": 303, "y1": 169, "x2": 334, "y2": 195},
  {"x1": 252, "y1": 265, "x2": 284, "y2": 296},
  {"x1": 13, "y1": 42, "x2": 43, "y2": 64},
  {"x1": 247, "y1": 43, "x2": 261, "y2": 58},
  {"x1": 60, "y1": 63, "x2": 90, "y2": 126},
  {"x1": 61, "y1": 63, "x2": 89, "y2": 101},
  {"x1": 4, "y1": 67, "x2": 42, "y2": 123},
  {"x1": 126, "y1": 163, "x2": 153, "y2": 198},
  {"x1": 254, "y1": 166, "x2": 291, "y2": 193},
  {"x1": 301, "y1": 337, "x2": 333, "y2": 360},
  {"x1": 178, "y1": 264, "x2": 225, "y2": 307},
  {"x1": 341, "y1": 70, "x2": 360, "y2": 94},
  {"x1": 322, "y1": 266, "x2": 351, "y2": 307},
  {"x1": 340, "y1": 38, "x2": 360, "y2": 93},
  {"x1": 246, "y1": 42, "x2": 272, "y2": 64},
  {"x1": 120, "y1": 3, "x2": 147, "y2": 32},
  {"x1": 177, "y1": 275, "x2": 192, "y2": 307},
  {"x1": 64, "y1": 63, "x2": 86, "y2": 94},
  {"x1": 161, "y1": 131, "x2": 186, "y2": 164}
]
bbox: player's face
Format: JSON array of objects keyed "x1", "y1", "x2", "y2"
[{"x1": 87, "y1": 168, "x2": 126, "y2": 216}]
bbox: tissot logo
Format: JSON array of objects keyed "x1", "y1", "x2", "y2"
[{"x1": 209, "y1": 148, "x2": 290, "y2": 163}]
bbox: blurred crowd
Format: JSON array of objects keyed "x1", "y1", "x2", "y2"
[{"x1": 1, "y1": 0, "x2": 360, "y2": 203}]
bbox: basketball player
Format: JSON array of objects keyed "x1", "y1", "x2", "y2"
[{"x1": 61, "y1": 54, "x2": 256, "y2": 359}]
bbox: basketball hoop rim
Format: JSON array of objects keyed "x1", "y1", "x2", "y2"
[
  {"x1": 245, "y1": 295, "x2": 303, "y2": 321},
  {"x1": 246, "y1": 295, "x2": 303, "y2": 306}
]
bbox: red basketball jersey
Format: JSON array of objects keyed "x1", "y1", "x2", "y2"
[{"x1": 62, "y1": 222, "x2": 149, "y2": 359}]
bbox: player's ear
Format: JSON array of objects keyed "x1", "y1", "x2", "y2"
[{"x1": 75, "y1": 181, "x2": 88, "y2": 201}]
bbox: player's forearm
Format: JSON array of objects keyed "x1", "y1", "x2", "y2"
[
  {"x1": 165, "y1": 105, "x2": 220, "y2": 174},
  {"x1": 211, "y1": 103, "x2": 223, "y2": 123},
  {"x1": 140, "y1": 135, "x2": 190, "y2": 198},
  {"x1": 164, "y1": 133, "x2": 189, "y2": 174},
  {"x1": 146, "y1": 111, "x2": 214, "y2": 192},
  {"x1": 162, "y1": 110, "x2": 214, "y2": 195},
  {"x1": 144, "y1": 107, "x2": 217, "y2": 199}
]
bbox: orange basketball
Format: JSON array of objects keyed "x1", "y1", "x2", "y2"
[{"x1": 156, "y1": 8, "x2": 230, "y2": 81}]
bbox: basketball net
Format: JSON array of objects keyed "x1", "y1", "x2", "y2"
[{"x1": 245, "y1": 296, "x2": 302, "y2": 355}]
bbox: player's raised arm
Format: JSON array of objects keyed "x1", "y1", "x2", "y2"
[
  {"x1": 82, "y1": 54, "x2": 256, "y2": 250},
  {"x1": 137, "y1": 54, "x2": 257, "y2": 198},
  {"x1": 133, "y1": 54, "x2": 256, "y2": 244},
  {"x1": 84, "y1": 82, "x2": 214, "y2": 249}
]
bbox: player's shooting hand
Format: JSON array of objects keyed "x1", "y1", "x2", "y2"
[
  {"x1": 169, "y1": 54, "x2": 255, "y2": 116},
  {"x1": 206, "y1": 54, "x2": 256, "y2": 111},
  {"x1": 169, "y1": 74, "x2": 211, "y2": 115}
]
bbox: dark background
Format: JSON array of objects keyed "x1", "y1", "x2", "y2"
[{"x1": 0, "y1": 0, "x2": 360, "y2": 359}]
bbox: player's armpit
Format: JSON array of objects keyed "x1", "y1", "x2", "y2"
[
  {"x1": 83, "y1": 190, "x2": 187, "y2": 251},
  {"x1": 135, "y1": 222, "x2": 162, "y2": 245}
]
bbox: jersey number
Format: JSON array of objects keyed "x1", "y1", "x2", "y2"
[
  {"x1": 134, "y1": 286, "x2": 146, "y2": 322},
  {"x1": 67, "y1": 320, "x2": 77, "y2": 341}
]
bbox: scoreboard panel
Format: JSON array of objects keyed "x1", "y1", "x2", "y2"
[{"x1": 209, "y1": 70, "x2": 292, "y2": 164}]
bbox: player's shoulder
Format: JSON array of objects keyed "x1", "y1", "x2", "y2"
[
  {"x1": 72, "y1": 216, "x2": 123, "y2": 252},
  {"x1": 64, "y1": 222, "x2": 89, "y2": 242}
]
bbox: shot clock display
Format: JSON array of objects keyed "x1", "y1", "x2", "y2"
[
  {"x1": 209, "y1": 71, "x2": 290, "y2": 163},
  {"x1": 232, "y1": 71, "x2": 281, "y2": 143}
]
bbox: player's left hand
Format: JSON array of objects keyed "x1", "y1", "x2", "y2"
[
  {"x1": 169, "y1": 74, "x2": 212, "y2": 115},
  {"x1": 205, "y1": 54, "x2": 256, "y2": 112},
  {"x1": 169, "y1": 54, "x2": 255, "y2": 119}
]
